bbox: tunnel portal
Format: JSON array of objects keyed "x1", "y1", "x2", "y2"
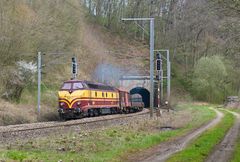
[{"x1": 130, "y1": 87, "x2": 150, "y2": 108}]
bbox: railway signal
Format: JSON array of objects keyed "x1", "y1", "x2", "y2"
[
  {"x1": 156, "y1": 53, "x2": 162, "y2": 72},
  {"x1": 156, "y1": 52, "x2": 163, "y2": 116},
  {"x1": 154, "y1": 49, "x2": 171, "y2": 113},
  {"x1": 72, "y1": 57, "x2": 77, "y2": 79}
]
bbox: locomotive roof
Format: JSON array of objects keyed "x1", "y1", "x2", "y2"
[
  {"x1": 63, "y1": 80, "x2": 117, "y2": 91},
  {"x1": 64, "y1": 80, "x2": 104, "y2": 85},
  {"x1": 64, "y1": 79, "x2": 83, "y2": 83}
]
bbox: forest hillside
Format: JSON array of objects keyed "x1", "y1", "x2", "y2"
[{"x1": 82, "y1": 0, "x2": 240, "y2": 103}]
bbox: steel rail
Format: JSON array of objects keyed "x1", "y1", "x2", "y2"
[{"x1": 0, "y1": 109, "x2": 149, "y2": 134}]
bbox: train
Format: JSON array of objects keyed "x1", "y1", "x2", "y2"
[{"x1": 58, "y1": 80, "x2": 144, "y2": 120}]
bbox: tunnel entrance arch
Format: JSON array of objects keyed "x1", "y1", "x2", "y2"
[{"x1": 130, "y1": 87, "x2": 150, "y2": 108}]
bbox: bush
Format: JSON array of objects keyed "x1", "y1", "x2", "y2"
[
  {"x1": 192, "y1": 56, "x2": 229, "y2": 103},
  {"x1": 1, "y1": 61, "x2": 37, "y2": 102}
]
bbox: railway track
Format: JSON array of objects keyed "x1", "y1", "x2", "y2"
[{"x1": 0, "y1": 108, "x2": 149, "y2": 145}]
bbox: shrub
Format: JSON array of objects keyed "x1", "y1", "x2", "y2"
[
  {"x1": 192, "y1": 56, "x2": 229, "y2": 103},
  {"x1": 1, "y1": 61, "x2": 37, "y2": 102}
]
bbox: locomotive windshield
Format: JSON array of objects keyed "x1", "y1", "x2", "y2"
[
  {"x1": 72, "y1": 82, "x2": 83, "y2": 89},
  {"x1": 61, "y1": 83, "x2": 72, "y2": 90},
  {"x1": 61, "y1": 82, "x2": 84, "y2": 90}
]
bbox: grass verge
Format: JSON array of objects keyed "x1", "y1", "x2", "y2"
[
  {"x1": 166, "y1": 110, "x2": 235, "y2": 162},
  {"x1": 227, "y1": 107, "x2": 240, "y2": 114},
  {"x1": 0, "y1": 104, "x2": 216, "y2": 162}
]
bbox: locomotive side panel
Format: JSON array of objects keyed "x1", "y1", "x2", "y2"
[{"x1": 85, "y1": 90, "x2": 119, "y2": 109}]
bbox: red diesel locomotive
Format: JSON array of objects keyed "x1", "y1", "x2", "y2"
[{"x1": 58, "y1": 80, "x2": 144, "y2": 120}]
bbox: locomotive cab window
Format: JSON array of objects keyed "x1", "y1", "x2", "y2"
[
  {"x1": 73, "y1": 82, "x2": 83, "y2": 89},
  {"x1": 102, "y1": 92, "x2": 104, "y2": 97},
  {"x1": 61, "y1": 83, "x2": 72, "y2": 90},
  {"x1": 95, "y1": 92, "x2": 97, "y2": 97}
]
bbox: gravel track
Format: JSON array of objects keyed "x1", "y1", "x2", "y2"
[
  {"x1": 206, "y1": 109, "x2": 240, "y2": 162},
  {"x1": 128, "y1": 107, "x2": 223, "y2": 162},
  {"x1": 0, "y1": 109, "x2": 149, "y2": 145}
]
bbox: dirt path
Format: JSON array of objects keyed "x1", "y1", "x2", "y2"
[
  {"x1": 206, "y1": 109, "x2": 240, "y2": 162},
  {"x1": 128, "y1": 108, "x2": 223, "y2": 162}
]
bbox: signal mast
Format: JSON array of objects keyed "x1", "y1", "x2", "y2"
[{"x1": 71, "y1": 57, "x2": 77, "y2": 80}]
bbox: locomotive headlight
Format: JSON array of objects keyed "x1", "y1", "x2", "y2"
[
  {"x1": 60, "y1": 102, "x2": 64, "y2": 107},
  {"x1": 77, "y1": 101, "x2": 81, "y2": 106},
  {"x1": 165, "y1": 101, "x2": 169, "y2": 105}
]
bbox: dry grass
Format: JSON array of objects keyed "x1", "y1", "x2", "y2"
[
  {"x1": 0, "y1": 100, "x2": 36, "y2": 125},
  {"x1": 0, "y1": 100, "x2": 59, "y2": 125},
  {"x1": 76, "y1": 10, "x2": 150, "y2": 78}
]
